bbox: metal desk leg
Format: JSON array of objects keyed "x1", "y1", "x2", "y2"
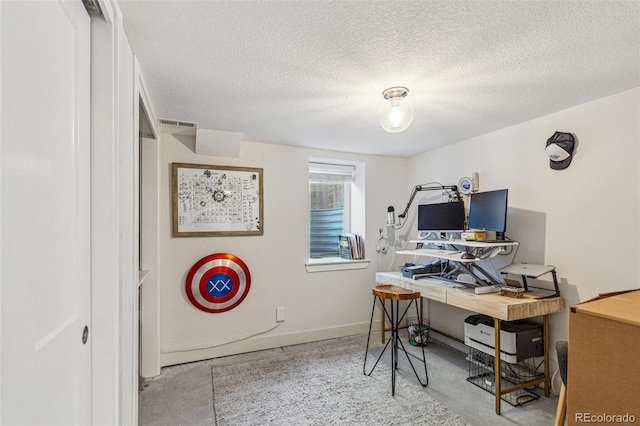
[
  {"x1": 391, "y1": 300, "x2": 396, "y2": 395},
  {"x1": 494, "y1": 317, "x2": 502, "y2": 415},
  {"x1": 543, "y1": 314, "x2": 550, "y2": 396},
  {"x1": 380, "y1": 302, "x2": 385, "y2": 344}
]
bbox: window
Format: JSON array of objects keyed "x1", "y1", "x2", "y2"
[
  {"x1": 309, "y1": 162, "x2": 353, "y2": 258},
  {"x1": 307, "y1": 159, "x2": 369, "y2": 272}
]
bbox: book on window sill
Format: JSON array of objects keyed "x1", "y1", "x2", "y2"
[
  {"x1": 339, "y1": 233, "x2": 365, "y2": 260},
  {"x1": 339, "y1": 236, "x2": 352, "y2": 259}
]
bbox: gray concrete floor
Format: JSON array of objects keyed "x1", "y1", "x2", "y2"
[{"x1": 139, "y1": 334, "x2": 557, "y2": 425}]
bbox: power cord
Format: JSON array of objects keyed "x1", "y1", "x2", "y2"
[{"x1": 165, "y1": 321, "x2": 283, "y2": 353}]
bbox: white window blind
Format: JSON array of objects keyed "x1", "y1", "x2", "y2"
[{"x1": 309, "y1": 162, "x2": 355, "y2": 183}]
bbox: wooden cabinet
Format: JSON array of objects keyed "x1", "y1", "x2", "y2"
[{"x1": 568, "y1": 290, "x2": 640, "y2": 425}]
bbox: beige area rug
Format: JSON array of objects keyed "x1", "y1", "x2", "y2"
[{"x1": 211, "y1": 339, "x2": 470, "y2": 425}]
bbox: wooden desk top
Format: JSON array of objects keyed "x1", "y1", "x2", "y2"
[{"x1": 375, "y1": 272, "x2": 564, "y2": 321}]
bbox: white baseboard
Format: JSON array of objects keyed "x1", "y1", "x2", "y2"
[
  {"x1": 159, "y1": 321, "x2": 378, "y2": 369},
  {"x1": 158, "y1": 321, "x2": 473, "y2": 372}
]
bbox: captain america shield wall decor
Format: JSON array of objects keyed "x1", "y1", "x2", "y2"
[{"x1": 186, "y1": 253, "x2": 251, "y2": 313}]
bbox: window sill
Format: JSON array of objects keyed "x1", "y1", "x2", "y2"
[{"x1": 305, "y1": 258, "x2": 371, "y2": 273}]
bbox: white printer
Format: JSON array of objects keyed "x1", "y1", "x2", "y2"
[{"x1": 464, "y1": 314, "x2": 543, "y2": 363}]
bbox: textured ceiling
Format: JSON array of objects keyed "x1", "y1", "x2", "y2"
[{"x1": 120, "y1": 1, "x2": 640, "y2": 157}]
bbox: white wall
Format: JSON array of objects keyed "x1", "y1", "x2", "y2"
[
  {"x1": 401, "y1": 88, "x2": 639, "y2": 364},
  {"x1": 157, "y1": 135, "x2": 407, "y2": 366},
  {"x1": 149, "y1": 88, "x2": 638, "y2": 392}
]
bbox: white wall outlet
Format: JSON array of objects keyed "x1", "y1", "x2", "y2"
[{"x1": 276, "y1": 307, "x2": 285, "y2": 322}]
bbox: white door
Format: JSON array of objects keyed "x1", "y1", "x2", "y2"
[{"x1": 1, "y1": 1, "x2": 91, "y2": 424}]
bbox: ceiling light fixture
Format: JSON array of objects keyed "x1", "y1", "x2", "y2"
[{"x1": 379, "y1": 86, "x2": 413, "y2": 133}]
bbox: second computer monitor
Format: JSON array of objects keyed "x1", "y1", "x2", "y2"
[
  {"x1": 467, "y1": 189, "x2": 508, "y2": 240},
  {"x1": 417, "y1": 201, "x2": 465, "y2": 235}
]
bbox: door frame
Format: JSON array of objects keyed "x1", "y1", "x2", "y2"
[
  {"x1": 136, "y1": 57, "x2": 161, "y2": 379},
  {"x1": 90, "y1": 0, "x2": 158, "y2": 423},
  {"x1": 89, "y1": 3, "x2": 121, "y2": 422}
]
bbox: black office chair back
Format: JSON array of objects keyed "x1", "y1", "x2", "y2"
[{"x1": 555, "y1": 340, "x2": 568, "y2": 386}]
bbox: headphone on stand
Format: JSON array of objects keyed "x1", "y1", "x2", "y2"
[{"x1": 375, "y1": 229, "x2": 389, "y2": 254}]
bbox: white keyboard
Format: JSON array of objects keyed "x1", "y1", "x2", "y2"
[{"x1": 427, "y1": 278, "x2": 466, "y2": 288}]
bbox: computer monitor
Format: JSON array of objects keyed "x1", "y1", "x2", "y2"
[
  {"x1": 467, "y1": 189, "x2": 508, "y2": 240},
  {"x1": 417, "y1": 201, "x2": 465, "y2": 235}
]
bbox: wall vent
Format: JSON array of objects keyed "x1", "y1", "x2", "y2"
[{"x1": 158, "y1": 118, "x2": 198, "y2": 136}]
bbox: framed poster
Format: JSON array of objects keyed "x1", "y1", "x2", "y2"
[{"x1": 172, "y1": 163, "x2": 263, "y2": 237}]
